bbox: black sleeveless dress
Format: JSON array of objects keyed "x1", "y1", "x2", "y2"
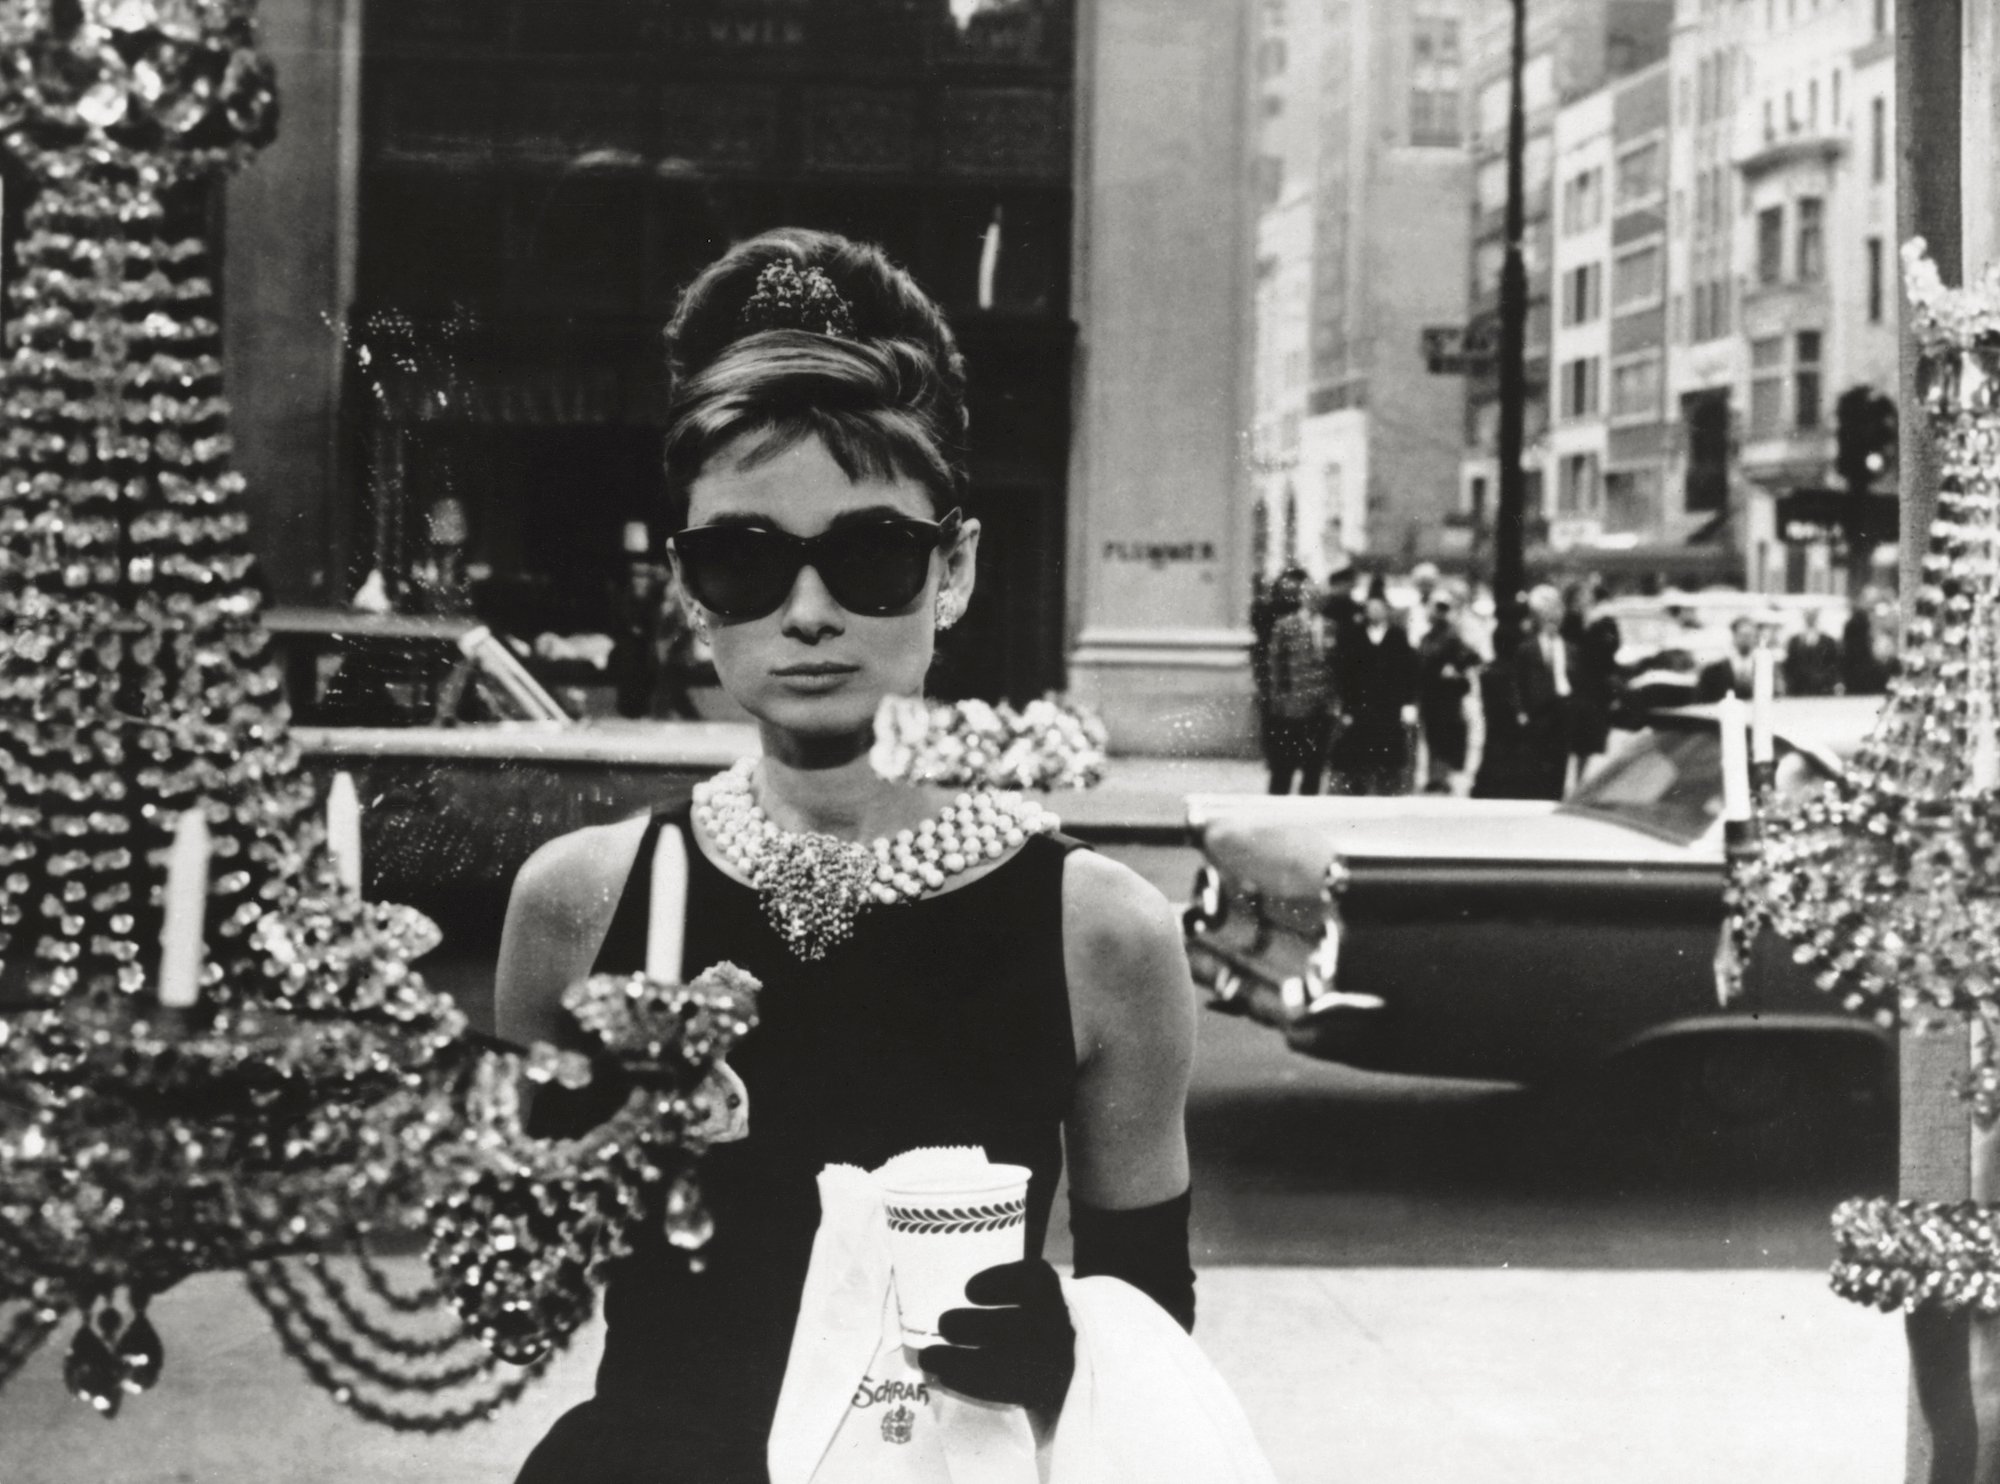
[{"x1": 516, "y1": 800, "x2": 1084, "y2": 1484}]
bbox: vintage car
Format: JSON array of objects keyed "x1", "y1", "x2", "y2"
[
  {"x1": 1181, "y1": 698, "x2": 1889, "y2": 1158},
  {"x1": 267, "y1": 607, "x2": 758, "y2": 946}
]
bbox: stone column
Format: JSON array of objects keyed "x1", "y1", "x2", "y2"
[
  {"x1": 223, "y1": 0, "x2": 363, "y2": 603},
  {"x1": 1065, "y1": 0, "x2": 1259, "y2": 757}
]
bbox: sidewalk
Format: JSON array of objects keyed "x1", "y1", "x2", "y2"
[{"x1": 0, "y1": 1265, "x2": 1902, "y2": 1483}]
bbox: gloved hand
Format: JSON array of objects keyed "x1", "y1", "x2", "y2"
[{"x1": 917, "y1": 1258, "x2": 1075, "y2": 1416}]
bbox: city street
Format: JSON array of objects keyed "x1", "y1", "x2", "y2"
[{"x1": 0, "y1": 903, "x2": 1907, "y2": 1483}]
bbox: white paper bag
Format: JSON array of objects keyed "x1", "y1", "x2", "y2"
[{"x1": 769, "y1": 1157, "x2": 1040, "y2": 1484}]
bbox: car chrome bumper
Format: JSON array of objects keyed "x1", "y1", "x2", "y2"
[{"x1": 1183, "y1": 854, "x2": 1386, "y2": 1057}]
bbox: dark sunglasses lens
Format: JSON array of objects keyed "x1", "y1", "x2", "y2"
[
  {"x1": 816, "y1": 523, "x2": 936, "y2": 615},
  {"x1": 676, "y1": 528, "x2": 799, "y2": 618}
]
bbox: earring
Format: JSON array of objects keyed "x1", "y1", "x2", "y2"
[
  {"x1": 935, "y1": 591, "x2": 964, "y2": 631},
  {"x1": 690, "y1": 610, "x2": 711, "y2": 642}
]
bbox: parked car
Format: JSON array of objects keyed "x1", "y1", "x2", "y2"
[
  {"x1": 1181, "y1": 697, "x2": 1888, "y2": 1161},
  {"x1": 267, "y1": 607, "x2": 758, "y2": 946}
]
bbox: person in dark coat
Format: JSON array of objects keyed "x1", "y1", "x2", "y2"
[
  {"x1": 1416, "y1": 592, "x2": 1481, "y2": 793},
  {"x1": 1783, "y1": 607, "x2": 1842, "y2": 696},
  {"x1": 1696, "y1": 616, "x2": 1762, "y2": 702},
  {"x1": 1255, "y1": 569, "x2": 1335, "y2": 795},
  {"x1": 1332, "y1": 593, "x2": 1418, "y2": 795},
  {"x1": 1569, "y1": 584, "x2": 1623, "y2": 771},
  {"x1": 1841, "y1": 594, "x2": 1889, "y2": 695},
  {"x1": 1479, "y1": 585, "x2": 1577, "y2": 801}
]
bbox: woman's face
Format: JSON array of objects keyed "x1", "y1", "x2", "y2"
[{"x1": 678, "y1": 434, "x2": 978, "y2": 752}]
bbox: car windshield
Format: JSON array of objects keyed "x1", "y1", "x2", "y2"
[{"x1": 1562, "y1": 725, "x2": 1831, "y2": 845}]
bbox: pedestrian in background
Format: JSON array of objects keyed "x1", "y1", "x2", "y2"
[
  {"x1": 1697, "y1": 616, "x2": 1764, "y2": 702},
  {"x1": 1784, "y1": 607, "x2": 1842, "y2": 696},
  {"x1": 1842, "y1": 590, "x2": 1889, "y2": 695},
  {"x1": 1257, "y1": 568, "x2": 1336, "y2": 795},
  {"x1": 1332, "y1": 591, "x2": 1417, "y2": 795},
  {"x1": 1416, "y1": 591, "x2": 1481, "y2": 794},
  {"x1": 1569, "y1": 582, "x2": 1622, "y2": 778},
  {"x1": 1482, "y1": 585, "x2": 1576, "y2": 801}
]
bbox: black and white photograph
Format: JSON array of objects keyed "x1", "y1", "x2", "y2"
[{"x1": 0, "y1": 0, "x2": 1993, "y2": 1479}]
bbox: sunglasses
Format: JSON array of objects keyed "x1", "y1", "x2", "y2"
[{"x1": 669, "y1": 509, "x2": 962, "y2": 621}]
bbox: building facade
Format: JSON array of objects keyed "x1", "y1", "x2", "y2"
[
  {"x1": 221, "y1": 0, "x2": 1267, "y2": 751},
  {"x1": 1301, "y1": 0, "x2": 1471, "y2": 571},
  {"x1": 1723, "y1": 0, "x2": 1898, "y2": 593},
  {"x1": 1459, "y1": 0, "x2": 1673, "y2": 579}
]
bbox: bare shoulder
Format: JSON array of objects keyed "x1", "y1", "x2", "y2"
[
  {"x1": 1060, "y1": 848, "x2": 1195, "y2": 1061},
  {"x1": 495, "y1": 814, "x2": 650, "y2": 1044}
]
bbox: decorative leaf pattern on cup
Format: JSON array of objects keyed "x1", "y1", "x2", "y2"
[{"x1": 884, "y1": 1197, "x2": 1027, "y2": 1235}]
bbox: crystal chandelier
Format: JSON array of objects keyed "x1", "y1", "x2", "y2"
[
  {"x1": 1722, "y1": 239, "x2": 2000, "y2": 1315},
  {"x1": 0, "y1": 0, "x2": 754, "y2": 1429}
]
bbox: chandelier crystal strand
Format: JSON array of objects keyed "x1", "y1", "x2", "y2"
[
  {"x1": 691, "y1": 759, "x2": 1060, "y2": 960},
  {"x1": 0, "y1": 2, "x2": 761, "y2": 1428},
  {"x1": 1726, "y1": 240, "x2": 2000, "y2": 1315}
]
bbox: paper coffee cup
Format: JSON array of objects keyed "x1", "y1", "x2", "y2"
[{"x1": 879, "y1": 1161, "x2": 1031, "y2": 1349}]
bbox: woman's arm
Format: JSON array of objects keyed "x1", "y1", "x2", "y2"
[
  {"x1": 494, "y1": 815, "x2": 648, "y2": 1054},
  {"x1": 918, "y1": 853, "x2": 1198, "y2": 1412},
  {"x1": 1062, "y1": 849, "x2": 1198, "y2": 1209}
]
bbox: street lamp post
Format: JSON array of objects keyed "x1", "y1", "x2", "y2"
[{"x1": 1492, "y1": 0, "x2": 1529, "y2": 649}]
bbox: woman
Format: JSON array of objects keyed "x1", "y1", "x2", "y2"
[{"x1": 499, "y1": 229, "x2": 1197, "y2": 1482}]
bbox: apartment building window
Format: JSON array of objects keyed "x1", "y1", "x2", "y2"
[
  {"x1": 1610, "y1": 356, "x2": 1663, "y2": 420},
  {"x1": 1562, "y1": 263, "x2": 1602, "y2": 325},
  {"x1": 1409, "y1": 10, "x2": 1461, "y2": 145},
  {"x1": 1796, "y1": 197, "x2": 1824, "y2": 281},
  {"x1": 1413, "y1": 13, "x2": 1459, "y2": 64},
  {"x1": 1411, "y1": 88, "x2": 1460, "y2": 144},
  {"x1": 1614, "y1": 141, "x2": 1663, "y2": 209},
  {"x1": 1712, "y1": 275, "x2": 1731, "y2": 336},
  {"x1": 1875, "y1": 0, "x2": 1889, "y2": 36},
  {"x1": 1867, "y1": 236, "x2": 1885, "y2": 323},
  {"x1": 1560, "y1": 452, "x2": 1602, "y2": 516},
  {"x1": 1831, "y1": 69, "x2": 1841, "y2": 125},
  {"x1": 1795, "y1": 330, "x2": 1823, "y2": 430},
  {"x1": 1871, "y1": 97, "x2": 1886, "y2": 183},
  {"x1": 1611, "y1": 244, "x2": 1662, "y2": 309},
  {"x1": 1757, "y1": 205, "x2": 1785, "y2": 284},
  {"x1": 1561, "y1": 356, "x2": 1601, "y2": 419},
  {"x1": 1808, "y1": 78, "x2": 1818, "y2": 131},
  {"x1": 1750, "y1": 336, "x2": 1786, "y2": 437},
  {"x1": 1561, "y1": 167, "x2": 1603, "y2": 234},
  {"x1": 1762, "y1": 99, "x2": 1774, "y2": 143}
]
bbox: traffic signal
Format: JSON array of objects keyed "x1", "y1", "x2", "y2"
[
  {"x1": 1836, "y1": 386, "x2": 1873, "y2": 489},
  {"x1": 1836, "y1": 386, "x2": 1899, "y2": 491},
  {"x1": 1866, "y1": 393, "x2": 1898, "y2": 481}
]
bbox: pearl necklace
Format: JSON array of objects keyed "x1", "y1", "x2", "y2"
[{"x1": 690, "y1": 759, "x2": 1060, "y2": 960}]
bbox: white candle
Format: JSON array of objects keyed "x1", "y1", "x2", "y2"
[
  {"x1": 976, "y1": 210, "x2": 1002, "y2": 310},
  {"x1": 1972, "y1": 694, "x2": 2000, "y2": 793},
  {"x1": 157, "y1": 808, "x2": 211, "y2": 1009},
  {"x1": 1750, "y1": 648, "x2": 1775, "y2": 765},
  {"x1": 327, "y1": 771, "x2": 362, "y2": 895},
  {"x1": 1719, "y1": 694, "x2": 1752, "y2": 822},
  {"x1": 646, "y1": 825, "x2": 688, "y2": 983}
]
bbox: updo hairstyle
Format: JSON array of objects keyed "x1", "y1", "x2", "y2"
[{"x1": 662, "y1": 229, "x2": 969, "y2": 530}]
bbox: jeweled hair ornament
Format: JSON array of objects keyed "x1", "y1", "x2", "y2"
[{"x1": 738, "y1": 260, "x2": 858, "y2": 339}]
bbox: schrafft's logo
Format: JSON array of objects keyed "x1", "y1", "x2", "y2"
[{"x1": 852, "y1": 1376, "x2": 930, "y2": 1410}]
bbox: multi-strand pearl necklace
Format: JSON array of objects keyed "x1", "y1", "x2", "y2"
[{"x1": 690, "y1": 759, "x2": 1060, "y2": 960}]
